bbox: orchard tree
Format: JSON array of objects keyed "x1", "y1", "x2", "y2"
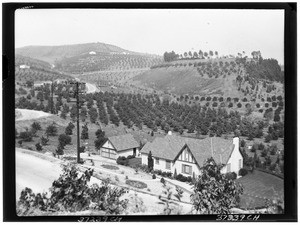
[
  {"x1": 81, "y1": 123, "x2": 89, "y2": 140},
  {"x1": 191, "y1": 158, "x2": 243, "y2": 214},
  {"x1": 58, "y1": 134, "x2": 72, "y2": 148},
  {"x1": 198, "y1": 50, "x2": 203, "y2": 59},
  {"x1": 35, "y1": 142, "x2": 43, "y2": 151},
  {"x1": 65, "y1": 122, "x2": 75, "y2": 135},
  {"x1": 36, "y1": 91, "x2": 44, "y2": 101},
  {"x1": 45, "y1": 123, "x2": 58, "y2": 136},
  {"x1": 19, "y1": 129, "x2": 33, "y2": 142},
  {"x1": 70, "y1": 104, "x2": 77, "y2": 122},
  {"x1": 88, "y1": 107, "x2": 98, "y2": 123},
  {"x1": 80, "y1": 107, "x2": 88, "y2": 122},
  {"x1": 56, "y1": 144, "x2": 64, "y2": 157},
  {"x1": 40, "y1": 135, "x2": 49, "y2": 146}
]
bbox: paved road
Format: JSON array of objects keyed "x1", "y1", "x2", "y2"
[{"x1": 15, "y1": 149, "x2": 62, "y2": 199}]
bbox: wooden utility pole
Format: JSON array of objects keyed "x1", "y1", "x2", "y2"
[
  {"x1": 51, "y1": 81, "x2": 54, "y2": 114},
  {"x1": 69, "y1": 81, "x2": 86, "y2": 163}
]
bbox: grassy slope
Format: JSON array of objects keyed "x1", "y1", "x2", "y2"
[
  {"x1": 133, "y1": 66, "x2": 240, "y2": 96},
  {"x1": 237, "y1": 170, "x2": 284, "y2": 209}
]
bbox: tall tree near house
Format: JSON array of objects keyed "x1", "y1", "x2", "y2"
[
  {"x1": 209, "y1": 50, "x2": 214, "y2": 58},
  {"x1": 214, "y1": 51, "x2": 218, "y2": 58},
  {"x1": 204, "y1": 52, "x2": 208, "y2": 58},
  {"x1": 184, "y1": 52, "x2": 188, "y2": 58},
  {"x1": 188, "y1": 51, "x2": 192, "y2": 58},
  {"x1": 148, "y1": 151, "x2": 154, "y2": 171}
]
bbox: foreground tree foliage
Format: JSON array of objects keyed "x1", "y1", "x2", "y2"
[
  {"x1": 16, "y1": 164, "x2": 128, "y2": 216},
  {"x1": 191, "y1": 158, "x2": 243, "y2": 214}
]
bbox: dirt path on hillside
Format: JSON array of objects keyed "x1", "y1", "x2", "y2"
[
  {"x1": 15, "y1": 109, "x2": 52, "y2": 121},
  {"x1": 85, "y1": 82, "x2": 99, "y2": 93}
]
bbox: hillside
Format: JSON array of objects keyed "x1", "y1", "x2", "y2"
[
  {"x1": 16, "y1": 42, "x2": 162, "y2": 68},
  {"x1": 15, "y1": 42, "x2": 134, "y2": 64},
  {"x1": 55, "y1": 52, "x2": 162, "y2": 74},
  {"x1": 132, "y1": 58, "x2": 284, "y2": 99},
  {"x1": 15, "y1": 55, "x2": 73, "y2": 82}
]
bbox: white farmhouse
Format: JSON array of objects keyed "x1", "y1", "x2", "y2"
[
  {"x1": 140, "y1": 134, "x2": 243, "y2": 178},
  {"x1": 99, "y1": 133, "x2": 140, "y2": 160},
  {"x1": 19, "y1": 64, "x2": 30, "y2": 69},
  {"x1": 89, "y1": 51, "x2": 96, "y2": 55}
]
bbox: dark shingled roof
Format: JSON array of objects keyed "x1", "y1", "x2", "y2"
[
  {"x1": 141, "y1": 135, "x2": 235, "y2": 167},
  {"x1": 108, "y1": 133, "x2": 139, "y2": 151}
]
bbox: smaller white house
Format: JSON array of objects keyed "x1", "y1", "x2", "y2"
[
  {"x1": 19, "y1": 64, "x2": 30, "y2": 69},
  {"x1": 89, "y1": 51, "x2": 96, "y2": 55},
  {"x1": 99, "y1": 133, "x2": 140, "y2": 160},
  {"x1": 141, "y1": 134, "x2": 243, "y2": 178}
]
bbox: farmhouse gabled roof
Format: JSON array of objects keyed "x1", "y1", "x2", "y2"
[
  {"x1": 140, "y1": 134, "x2": 235, "y2": 167},
  {"x1": 184, "y1": 137, "x2": 234, "y2": 167},
  {"x1": 107, "y1": 133, "x2": 139, "y2": 151},
  {"x1": 141, "y1": 135, "x2": 186, "y2": 161}
]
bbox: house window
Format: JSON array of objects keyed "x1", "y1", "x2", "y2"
[
  {"x1": 182, "y1": 164, "x2": 192, "y2": 175},
  {"x1": 227, "y1": 163, "x2": 231, "y2": 173},
  {"x1": 239, "y1": 159, "x2": 242, "y2": 169},
  {"x1": 166, "y1": 160, "x2": 171, "y2": 170},
  {"x1": 155, "y1": 158, "x2": 159, "y2": 165}
]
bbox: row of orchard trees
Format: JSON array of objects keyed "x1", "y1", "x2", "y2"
[
  {"x1": 16, "y1": 85, "x2": 283, "y2": 143},
  {"x1": 163, "y1": 50, "x2": 219, "y2": 62},
  {"x1": 163, "y1": 50, "x2": 263, "y2": 62}
]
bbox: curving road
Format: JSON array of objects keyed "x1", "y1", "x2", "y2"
[{"x1": 16, "y1": 149, "x2": 62, "y2": 199}]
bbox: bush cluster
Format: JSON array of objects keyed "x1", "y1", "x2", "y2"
[
  {"x1": 153, "y1": 169, "x2": 172, "y2": 178},
  {"x1": 239, "y1": 168, "x2": 248, "y2": 176},
  {"x1": 225, "y1": 172, "x2": 237, "y2": 180},
  {"x1": 116, "y1": 156, "x2": 129, "y2": 166},
  {"x1": 175, "y1": 174, "x2": 193, "y2": 183}
]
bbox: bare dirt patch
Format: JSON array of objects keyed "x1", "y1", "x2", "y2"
[{"x1": 16, "y1": 109, "x2": 52, "y2": 121}]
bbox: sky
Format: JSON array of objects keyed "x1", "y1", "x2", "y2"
[{"x1": 15, "y1": 9, "x2": 284, "y2": 64}]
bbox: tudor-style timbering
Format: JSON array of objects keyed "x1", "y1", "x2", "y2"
[{"x1": 141, "y1": 136, "x2": 243, "y2": 178}]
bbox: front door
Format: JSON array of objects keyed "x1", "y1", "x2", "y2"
[{"x1": 133, "y1": 148, "x2": 136, "y2": 156}]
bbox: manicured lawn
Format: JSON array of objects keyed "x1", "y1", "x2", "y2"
[
  {"x1": 101, "y1": 164, "x2": 119, "y2": 170},
  {"x1": 128, "y1": 157, "x2": 142, "y2": 167},
  {"x1": 236, "y1": 170, "x2": 284, "y2": 209}
]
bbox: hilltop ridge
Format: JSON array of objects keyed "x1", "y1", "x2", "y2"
[{"x1": 15, "y1": 42, "x2": 160, "y2": 64}]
